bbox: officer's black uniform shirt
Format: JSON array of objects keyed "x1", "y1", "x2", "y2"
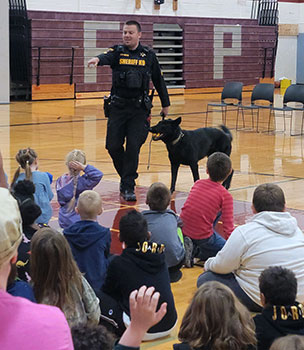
[{"x1": 97, "y1": 43, "x2": 170, "y2": 107}]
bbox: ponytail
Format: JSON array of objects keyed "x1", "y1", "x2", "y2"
[
  {"x1": 25, "y1": 160, "x2": 32, "y2": 181},
  {"x1": 67, "y1": 175, "x2": 79, "y2": 212}
]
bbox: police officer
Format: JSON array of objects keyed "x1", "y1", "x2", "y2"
[{"x1": 88, "y1": 20, "x2": 170, "y2": 202}]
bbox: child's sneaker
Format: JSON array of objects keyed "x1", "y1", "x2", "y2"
[
  {"x1": 184, "y1": 236, "x2": 193, "y2": 268},
  {"x1": 193, "y1": 258, "x2": 205, "y2": 268}
]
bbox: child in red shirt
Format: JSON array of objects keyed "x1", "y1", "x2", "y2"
[{"x1": 180, "y1": 152, "x2": 234, "y2": 267}]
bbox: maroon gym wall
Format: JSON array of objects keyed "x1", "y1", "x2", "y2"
[{"x1": 28, "y1": 11, "x2": 277, "y2": 93}]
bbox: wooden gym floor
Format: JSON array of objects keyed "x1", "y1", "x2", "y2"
[{"x1": 1, "y1": 90, "x2": 304, "y2": 349}]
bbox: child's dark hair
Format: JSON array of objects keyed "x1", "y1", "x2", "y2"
[
  {"x1": 146, "y1": 182, "x2": 171, "y2": 211},
  {"x1": 71, "y1": 324, "x2": 114, "y2": 350},
  {"x1": 11, "y1": 180, "x2": 42, "y2": 227},
  {"x1": 11, "y1": 179, "x2": 35, "y2": 202},
  {"x1": 259, "y1": 266, "x2": 297, "y2": 306},
  {"x1": 253, "y1": 183, "x2": 285, "y2": 213},
  {"x1": 11, "y1": 148, "x2": 38, "y2": 187},
  {"x1": 125, "y1": 20, "x2": 141, "y2": 32},
  {"x1": 119, "y1": 210, "x2": 149, "y2": 247},
  {"x1": 207, "y1": 152, "x2": 231, "y2": 182}
]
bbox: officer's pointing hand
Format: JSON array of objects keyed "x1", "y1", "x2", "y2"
[{"x1": 87, "y1": 57, "x2": 100, "y2": 68}]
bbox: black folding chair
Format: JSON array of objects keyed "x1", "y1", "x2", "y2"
[
  {"x1": 237, "y1": 83, "x2": 274, "y2": 132},
  {"x1": 272, "y1": 84, "x2": 304, "y2": 136},
  {"x1": 205, "y1": 82, "x2": 243, "y2": 127}
]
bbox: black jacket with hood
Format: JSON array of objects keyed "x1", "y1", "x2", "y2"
[
  {"x1": 102, "y1": 241, "x2": 177, "y2": 333},
  {"x1": 254, "y1": 302, "x2": 304, "y2": 350}
]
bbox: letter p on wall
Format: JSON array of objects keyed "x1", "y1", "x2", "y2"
[{"x1": 213, "y1": 25, "x2": 242, "y2": 80}]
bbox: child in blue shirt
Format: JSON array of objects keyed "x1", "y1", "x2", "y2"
[{"x1": 11, "y1": 147, "x2": 53, "y2": 224}]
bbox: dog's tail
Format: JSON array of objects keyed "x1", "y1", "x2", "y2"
[{"x1": 219, "y1": 125, "x2": 233, "y2": 141}]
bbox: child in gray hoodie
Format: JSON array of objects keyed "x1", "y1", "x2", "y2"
[{"x1": 142, "y1": 182, "x2": 185, "y2": 283}]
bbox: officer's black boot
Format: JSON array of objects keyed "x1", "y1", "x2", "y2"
[{"x1": 120, "y1": 188, "x2": 136, "y2": 202}]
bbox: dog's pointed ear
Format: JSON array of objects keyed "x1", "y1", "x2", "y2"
[{"x1": 174, "y1": 117, "x2": 182, "y2": 125}]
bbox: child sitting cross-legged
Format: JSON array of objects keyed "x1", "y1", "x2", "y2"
[
  {"x1": 254, "y1": 266, "x2": 304, "y2": 350},
  {"x1": 142, "y1": 182, "x2": 185, "y2": 283},
  {"x1": 72, "y1": 285, "x2": 168, "y2": 350},
  {"x1": 64, "y1": 190, "x2": 111, "y2": 293},
  {"x1": 101, "y1": 210, "x2": 177, "y2": 340},
  {"x1": 180, "y1": 152, "x2": 234, "y2": 267}
]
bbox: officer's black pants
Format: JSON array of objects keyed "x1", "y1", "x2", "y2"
[{"x1": 106, "y1": 102, "x2": 149, "y2": 191}]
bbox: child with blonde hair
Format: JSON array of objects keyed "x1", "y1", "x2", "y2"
[
  {"x1": 56, "y1": 149, "x2": 103, "y2": 229},
  {"x1": 174, "y1": 281, "x2": 256, "y2": 350},
  {"x1": 64, "y1": 190, "x2": 111, "y2": 292},
  {"x1": 11, "y1": 147, "x2": 53, "y2": 224}
]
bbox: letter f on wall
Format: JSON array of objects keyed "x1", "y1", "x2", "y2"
[{"x1": 83, "y1": 21, "x2": 120, "y2": 83}]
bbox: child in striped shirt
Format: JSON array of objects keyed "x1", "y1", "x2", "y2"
[{"x1": 180, "y1": 152, "x2": 234, "y2": 267}]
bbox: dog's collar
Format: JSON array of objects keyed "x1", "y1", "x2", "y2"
[{"x1": 171, "y1": 131, "x2": 184, "y2": 145}]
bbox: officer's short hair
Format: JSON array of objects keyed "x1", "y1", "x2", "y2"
[
  {"x1": 119, "y1": 210, "x2": 148, "y2": 248},
  {"x1": 259, "y1": 266, "x2": 297, "y2": 306},
  {"x1": 253, "y1": 183, "x2": 285, "y2": 213},
  {"x1": 125, "y1": 20, "x2": 141, "y2": 32},
  {"x1": 207, "y1": 152, "x2": 231, "y2": 182}
]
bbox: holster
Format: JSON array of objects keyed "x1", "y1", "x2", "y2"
[
  {"x1": 144, "y1": 95, "x2": 153, "y2": 111},
  {"x1": 112, "y1": 95, "x2": 129, "y2": 109},
  {"x1": 103, "y1": 95, "x2": 111, "y2": 118}
]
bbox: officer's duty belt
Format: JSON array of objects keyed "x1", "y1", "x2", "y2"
[{"x1": 112, "y1": 95, "x2": 143, "y2": 104}]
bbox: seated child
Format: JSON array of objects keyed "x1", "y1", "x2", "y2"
[
  {"x1": 7, "y1": 263, "x2": 36, "y2": 302},
  {"x1": 180, "y1": 152, "x2": 234, "y2": 267},
  {"x1": 72, "y1": 286, "x2": 167, "y2": 350},
  {"x1": 11, "y1": 147, "x2": 53, "y2": 224},
  {"x1": 254, "y1": 266, "x2": 304, "y2": 350},
  {"x1": 30, "y1": 227, "x2": 100, "y2": 327},
  {"x1": 56, "y1": 149, "x2": 103, "y2": 229},
  {"x1": 64, "y1": 190, "x2": 111, "y2": 292},
  {"x1": 142, "y1": 182, "x2": 185, "y2": 283},
  {"x1": 11, "y1": 179, "x2": 44, "y2": 282},
  {"x1": 101, "y1": 210, "x2": 177, "y2": 340},
  {"x1": 174, "y1": 281, "x2": 256, "y2": 350}
]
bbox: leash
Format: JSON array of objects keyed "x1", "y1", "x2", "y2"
[{"x1": 147, "y1": 135, "x2": 153, "y2": 170}]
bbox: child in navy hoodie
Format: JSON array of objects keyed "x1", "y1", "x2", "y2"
[{"x1": 64, "y1": 190, "x2": 111, "y2": 293}]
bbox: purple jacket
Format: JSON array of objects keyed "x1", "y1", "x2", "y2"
[{"x1": 56, "y1": 165, "x2": 103, "y2": 229}]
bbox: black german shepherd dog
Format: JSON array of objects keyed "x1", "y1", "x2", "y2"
[{"x1": 149, "y1": 117, "x2": 233, "y2": 192}]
